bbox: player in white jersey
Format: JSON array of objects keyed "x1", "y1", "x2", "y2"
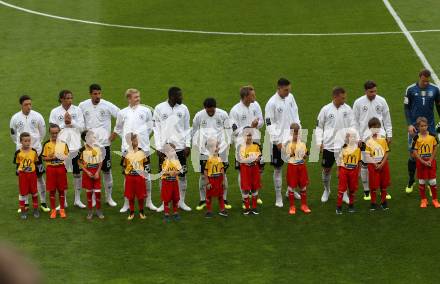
[
  {"x1": 79, "y1": 84, "x2": 120, "y2": 207},
  {"x1": 230, "y1": 85, "x2": 264, "y2": 207},
  {"x1": 353, "y1": 80, "x2": 392, "y2": 201},
  {"x1": 315, "y1": 87, "x2": 356, "y2": 203},
  {"x1": 49, "y1": 90, "x2": 86, "y2": 208},
  {"x1": 153, "y1": 87, "x2": 192, "y2": 212},
  {"x1": 10, "y1": 95, "x2": 49, "y2": 212},
  {"x1": 192, "y1": 98, "x2": 232, "y2": 211},
  {"x1": 111, "y1": 88, "x2": 157, "y2": 212},
  {"x1": 264, "y1": 78, "x2": 301, "y2": 207}
]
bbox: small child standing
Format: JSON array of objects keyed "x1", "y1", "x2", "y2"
[
  {"x1": 285, "y1": 123, "x2": 311, "y2": 215},
  {"x1": 336, "y1": 130, "x2": 361, "y2": 214},
  {"x1": 13, "y1": 132, "x2": 40, "y2": 219},
  {"x1": 238, "y1": 128, "x2": 262, "y2": 215},
  {"x1": 41, "y1": 123, "x2": 69, "y2": 219},
  {"x1": 121, "y1": 133, "x2": 148, "y2": 220},
  {"x1": 204, "y1": 138, "x2": 227, "y2": 218},
  {"x1": 78, "y1": 131, "x2": 104, "y2": 220},
  {"x1": 160, "y1": 143, "x2": 182, "y2": 222},
  {"x1": 411, "y1": 116, "x2": 440, "y2": 208},
  {"x1": 364, "y1": 117, "x2": 391, "y2": 211}
]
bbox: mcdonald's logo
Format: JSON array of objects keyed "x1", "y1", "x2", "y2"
[
  {"x1": 345, "y1": 154, "x2": 358, "y2": 164},
  {"x1": 420, "y1": 143, "x2": 431, "y2": 154},
  {"x1": 374, "y1": 147, "x2": 384, "y2": 157}
]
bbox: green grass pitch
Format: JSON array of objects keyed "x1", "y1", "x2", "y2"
[{"x1": 1, "y1": 0, "x2": 440, "y2": 283}]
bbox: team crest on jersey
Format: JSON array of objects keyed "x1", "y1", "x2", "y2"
[
  {"x1": 362, "y1": 106, "x2": 368, "y2": 112},
  {"x1": 201, "y1": 120, "x2": 207, "y2": 127},
  {"x1": 162, "y1": 113, "x2": 168, "y2": 120},
  {"x1": 177, "y1": 112, "x2": 183, "y2": 118},
  {"x1": 99, "y1": 110, "x2": 106, "y2": 118},
  {"x1": 329, "y1": 114, "x2": 335, "y2": 119},
  {"x1": 216, "y1": 119, "x2": 222, "y2": 127},
  {"x1": 17, "y1": 121, "x2": 24, "y2": 129},
  {"x1": 84, "y1": 110, "x2": 90, "y2": 117},
  {"x1": 276, "y1": 107, "x2": 283, "y2": 113},
  {"x1": 139, "y1": 114, "x2": 145, "y2": 120},
  {"x1": 58, "y1": 115, "x2": 64, "y2": 121},
  {"x1": 241, "y1": 114, "x2": 247, "y2": 121},
  {"x1": 343, "y1": 112, "x2": 348, "y2": 118},
  {"x1": 375, "y1": 105, "x2": 382, "y2": 113},
  {"x1": 30, "y1": 119, "x2": 37, "y2": 127}
]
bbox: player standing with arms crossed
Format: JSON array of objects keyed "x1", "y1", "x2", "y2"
[{"x1": 10, "y1": 95, "x2": 49, "y2": 212}]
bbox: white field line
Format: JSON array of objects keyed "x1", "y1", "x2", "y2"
[
  {"x1": 1, "y1": 0, "x2": 440, "y2": 37},
  {"x1": 383, "y1": 0, "x2": 440, "y2": 85}
]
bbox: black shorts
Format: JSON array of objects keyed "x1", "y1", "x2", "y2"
[
  {"x1": 70, "y1": 153, "x2": 80, "y2": 175},
  {"x1": 101, "y1": 146, "x2": 112, "y2": 173},
  {"x1": 159, "y1": 150, "x2": 187, "y2": 177},
  {"x1": 270, "y1": 144, "x2": 284, "y2": 168},
  {"x1": 201, "y1": 159, "x2": 229, "y2": 173},
  {"x1": 321, "y1": 149, "x2": 336, "y2": 169}
]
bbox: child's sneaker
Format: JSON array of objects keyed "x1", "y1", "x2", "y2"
[
  {"x1": 33, "y1": 209, "x2": 40, "y2": 218},
  {"x1": 432, "y1": 199, "x2": 440, "y2": 208},
  {"x1": 20, "y1": 211, "x2": 28, "y2": 220},
  {"x1": 218, "y1": 210, "x2": 228, "y2": 217},
  {"x1": 251, "y1": 208, "x2": 259, "y2": 215},
  {"x1": 205, "y1": 211, "x2": 213, "y2": 218},
  {"x1": 348, "y1": 205, "x2": 356, "y2": 213},
  {"x1": 243, "y1": 209, "x2": 250, "y2": 215},
  {"x1": 381, "y1": 201, "x2": 389, "y2": 210},
  {"x1": 59, "y1": 209, "x2": 67, "y2": 219},
  {"x1": 139, "y1": 211, "x2": 147, "y2": 219},
  {"x1": 363, "y1": 192, "x2": 371, "y2": 201},
  {"x1": 173, "y1": 213, "x2": 181, "y2": 221},
  {"x1": 300, "y1": 205, "x2": 311, "y2": 213},
  {"x1": 420, "y1": 199, "x2": 428, "y2": 208},
  {"x1": 128, "y1": 212, "x2": 135, "y2": 221},
  {"x1": 163, "y1": 215, "x2": 171, "y2": 223},
  {"x1": 96, "y1": 210, "x2": 105, "y2": 219},
  {"x1": 196, "y1": 201, "x2": 206, "y2": 211},
  {"x1": 386, "y1": 194, "x2": 392, "y2": 200},
  {"x1": 336, "y1": 207, "x2": 343, "y2": 215},
  {"x1": 370, "y1": 204, "x2": 378, "y2": 211},
  {"x1": 50, "y1": 209, "x2": 57, "y2": 219},
  {"x1": 86, "y1": 210, "x2": 93, "y2": 220},
  {"x1": 289, "y1": 206, "x2": 296, "y2": 215},
  {"x1": 40, "y1": 203, "x2": 50, "y2": 213},
  {"x1": 257, "y1": 198, "x2": 263, "y2": 205},
  {"x1": 224, "y1": 200, "x2": 232, "y2": 209}
]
